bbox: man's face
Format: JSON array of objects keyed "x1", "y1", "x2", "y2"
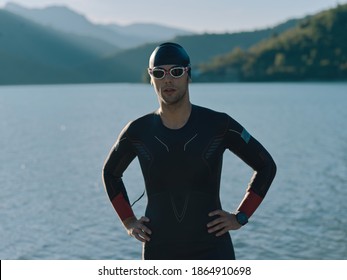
[{"x1": 150, "y1": 65, "x2": 190, "y2": 106}]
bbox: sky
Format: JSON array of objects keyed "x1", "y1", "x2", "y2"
[{"x1": 0, "y1": 0, "x2": 346, "y2": 33}]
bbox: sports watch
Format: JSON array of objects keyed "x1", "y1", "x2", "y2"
[{"x1": 235, "y1": 211, "x2": 249, "y2": 226}]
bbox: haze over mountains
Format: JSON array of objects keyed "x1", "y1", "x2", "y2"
[
  {"x1": 4, "y1": 2, "x2": 195, "y2": 49},
  {"x1": 1, "y1": 2, "x2": 346, "y2": 85}
]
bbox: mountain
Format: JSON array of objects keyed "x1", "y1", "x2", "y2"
[
  {"x1": 0, "y1": 9, "x2": 112, "y2": 85},
  {"x1": 0, "y1": 1, "x2": 299, "y2": 85},
  {"x1": 4, "y1": 2, "x2": 194, "y2": 48},
  {"x1": 106, "y1": 22, "x2": 194, "y2": 42},
  {"x1": 0, "y1": 6, "x2": 298, "y2": 85},
  {"x1": 83, "y1": 19, "x2": 299, "y2": 83},
  {"x1": 196, "y1": 4, "x2": 347, "y2": 82},
  {"x1": 2, "y1": 3, "x2": 344, "y2": 85}
]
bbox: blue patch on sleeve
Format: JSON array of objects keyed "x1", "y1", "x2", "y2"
[{"x1": 241, "y1": 128, "x2": 251, "y2": 143}]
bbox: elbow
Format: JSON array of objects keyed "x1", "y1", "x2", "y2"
[
  {"x1": 102, "y1": 163, "x2": 108, "y2": 184},
  {"x1": 263, "y1": 155, "x2": 276, "y2": 188},
  {"x1": 270, "y1": 157, "x2": 277, "y2": 182},
  {"x1": 102, "y1": 161, "x2": 114, "y2": 187},
  {"x1": 257, "y1": 151, "x2": 277, "y2": 183},
  {"x1": 247, "y1": 150, "x2": 277, "y2": 199}
]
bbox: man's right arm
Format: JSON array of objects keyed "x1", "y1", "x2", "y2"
[
  {"x1": 102, "y1": 124, "x2": 137, "y2": 222},
  {"x1": 102, "y1": 123, "x2": 152, "y2": 242}
]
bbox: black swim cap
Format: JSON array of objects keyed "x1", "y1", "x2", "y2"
[{"x1": 149, "y1": 42, "x2": 190, "y2": 68}]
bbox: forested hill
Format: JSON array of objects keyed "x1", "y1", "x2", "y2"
[
  {"x1": 84, "y1": 19, "x2": 298, "y2": 83},
  {"x1": 196, "y1": 4, "x2": 347, "y2": 82},
  {"x1": 0, "y1": 9, "x2": 116, "y2": 85},
  {"x1": 1, "y1": 4, "x2": 346, "y2": 85}
]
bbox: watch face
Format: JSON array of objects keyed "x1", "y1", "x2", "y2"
[{"x1": 236, "y1": 212, "x2": 248, "y2": 225}]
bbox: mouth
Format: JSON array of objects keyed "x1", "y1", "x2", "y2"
[{"x1": 163, "y1": 87, "x2": 176, "y2": 93}]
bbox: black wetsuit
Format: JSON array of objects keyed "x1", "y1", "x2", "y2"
[{"x1": 103, "y1": 105, "x2": 276, "y2": 260}]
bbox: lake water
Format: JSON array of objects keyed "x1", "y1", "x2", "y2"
[{"x1": 0, "y1": 83, "x2": 346, "y2": 260}]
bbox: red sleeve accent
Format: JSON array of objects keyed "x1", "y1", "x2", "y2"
[
  {"x1": 111, "y1": 193, "x2": 135, "y2": 221},
  {"x1": 237, "y1": 189, "x2": 263, "y2": 218}
]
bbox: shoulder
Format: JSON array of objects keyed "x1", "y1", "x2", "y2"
[
  {"x1": 194, "y1": 105, "x2": 231, "y2": 129},
  {"x1": 194, "y1": 105, "x2": 228, "y2": 120},
  {"x1": 123, "y1": 112, "x2": 156, "y2": 137},
  {"x1": 194, "y1": 104, "x2": 245, "y2": 134}
]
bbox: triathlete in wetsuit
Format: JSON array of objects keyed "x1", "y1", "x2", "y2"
[{"x1": 102, "y1": 43, "x2": 276, "y2": 260}]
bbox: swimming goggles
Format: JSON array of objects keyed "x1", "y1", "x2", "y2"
[{"x1": 148, "y1": 66, "x2": 189, "y2": 79}]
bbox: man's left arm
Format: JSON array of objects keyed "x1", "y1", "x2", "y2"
[
  {"x1": 226, "y1": 117, "x2": 277, "y2": 219},
  {"x1": 207, "y1": 117, "x2": 276, "y2": 235}
]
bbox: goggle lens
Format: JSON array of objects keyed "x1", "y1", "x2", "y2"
[{"x1": 170, "y1": 67, "x2": 184, "y2": 77}]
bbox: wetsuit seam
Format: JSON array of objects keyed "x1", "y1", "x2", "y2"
[
  {"x1": 170, "y1": 193, "x2": 190, "y2": 223},
  {"x1": 184, "y1": 133, "x2": 198, "y2": 151},
  {"x1": 126, "y1": 131, "x2": 154, "y2": 189},
  {"x1": 154, "y1": 136, "x2": 169, "y2": 152}
]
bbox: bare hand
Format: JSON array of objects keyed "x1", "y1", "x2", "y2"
[
  {"x1": 207, "y1": 209, "x2": 241, "y2": 237},
  {"x1": 123, "y1": 216, "x2": 152, "y2": 242}
]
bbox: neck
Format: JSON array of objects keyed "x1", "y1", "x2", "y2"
[{"x1": 158, "y1": 101, "x2": 192, "y2": 129}]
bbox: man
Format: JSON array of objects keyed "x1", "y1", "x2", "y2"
[{"x1": 102, "y1": 42, "x2": 276, "y2": 260}]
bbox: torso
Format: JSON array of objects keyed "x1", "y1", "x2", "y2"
[{"x1": 126, "y1": 105, "x2": 234, "y2": 258}]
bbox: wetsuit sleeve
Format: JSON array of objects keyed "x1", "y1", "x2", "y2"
[
  {"x1": 102, "y1": 123, "x2": 137, "y2": 221},
  {"x1": 225, "y1": 116, "x2": 276, "y2": 218}
]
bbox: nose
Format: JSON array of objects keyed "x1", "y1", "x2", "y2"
[{"x1": 163, "y1": 71, "x2": 174, "y2": 82}]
